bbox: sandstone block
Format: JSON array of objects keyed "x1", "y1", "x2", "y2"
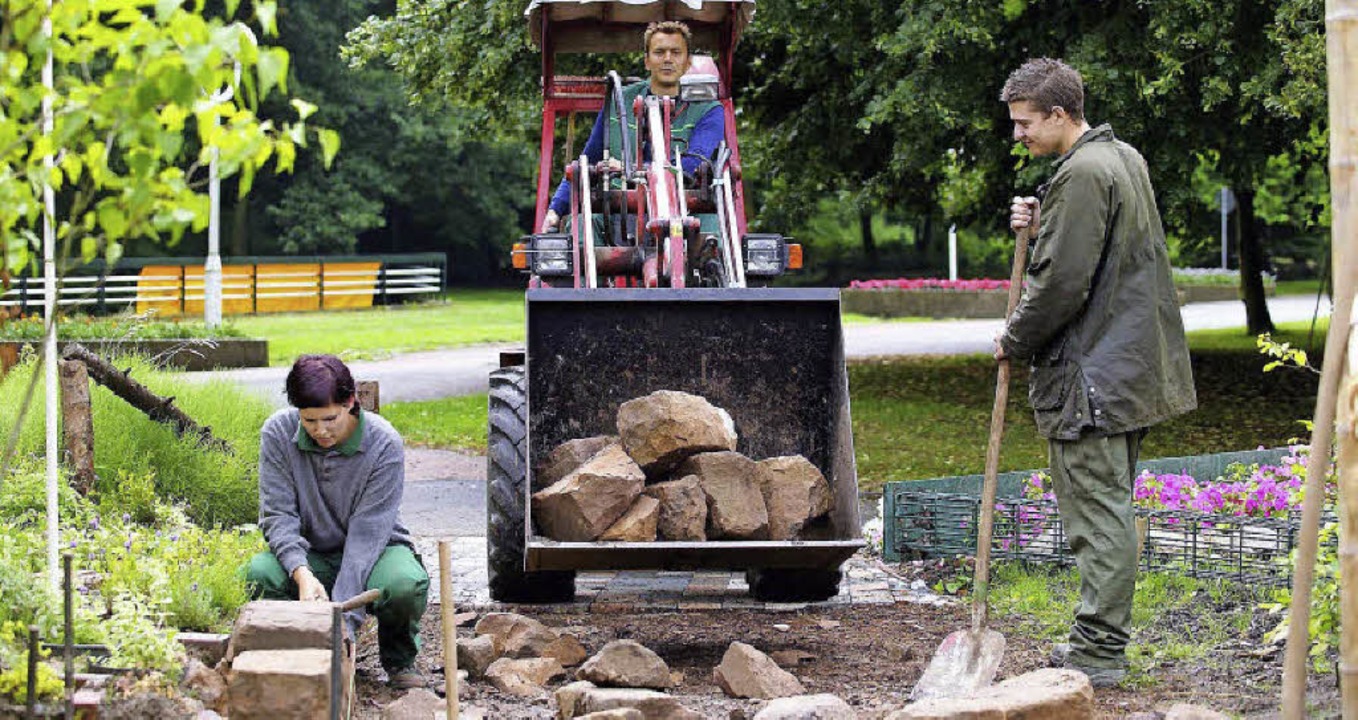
[
  {"x1": 227, "y1": 600, "x2": 333, "y2": 659},
  {"x1": 485, "y1": 657, "x2": 566, "y2": 697},
  {"x1": 474, "y1": 612, "x2": 557, "y2": 658},
  {"x1": 181, "y1": 658, "x2": 227, "y2": 714},
  {"x1": 544, "y1": 634, "x2": 589, "y2": 667},
  {"x1": 179, "y1": 632, "x2": 231, "y2": 667},
  {"x1": 555, "y1": 680, "x2": 598, "y2": 720},
  {"x1": 226, "y1": 649, "x2": 332, "y2": 719},
  {"x1": 457, "y1": 634, "x2": 500, "y2": 678},
  {"x1": 578, "y1": 710, "x2": 645, "y2": 720},
  {"x1": 533, "y1": 444, "x2": 645, "y2": 541},
  {"x1": 575, "y1": 687, "x2": 702, "y2": 720},
  {"x1": 642, "y1": 476, "x2": 707, "y2": 541},
  {"x1": 617, "y1": 391, "x2": 737, "y2": 475},
  {"x1": 886, "y1": 668, "x2": 1093, "y2": 720},
  {"x1": 714, "y1": 642, "x2": 805, "y2": 699},
  {"x1": 678, "y1": 452, "x2": 768, "y2": 539},
  {"x1": 600, "y1": 496, "x2": 660, "y2": 541},
  {"x1": 756, "y1": 456, "x2": 834, "y2": 540},
  {"x1": 538, "y1": 436, "x2": 616, "y2": 491},
  {"x1": 753, "y1": 693, "x2": 857, "y2": 720},
  {"x1": 576, "y1": 639, "x2": 674, "y2": 689}
]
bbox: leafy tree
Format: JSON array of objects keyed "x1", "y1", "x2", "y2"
[{"x1": 0, "y1": 0, "x2": 336, "y2": 279}]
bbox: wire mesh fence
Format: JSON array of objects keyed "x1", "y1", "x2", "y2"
[{"x1": 887, "y1": 489, "x2": 1320, "y2": 586}]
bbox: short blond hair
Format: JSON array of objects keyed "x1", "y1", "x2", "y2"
[{"x1": 644, "y1": 20, "x2": 692, "y2": 53}]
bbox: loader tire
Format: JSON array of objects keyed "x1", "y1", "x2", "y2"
[
  {"x1": 745, "y1": 568, "x2": 842, "y2": 602},
  {"x1": 486, "y1": 365, "x2": 575, "y2": 603}
]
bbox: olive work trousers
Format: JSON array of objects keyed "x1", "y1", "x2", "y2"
[
  {"x1": 243, "y1": 544, "x2": 429, "y2": 671},
  {"x1": 1048, "y1": 428, "x2": 1147, "y2": 670}
]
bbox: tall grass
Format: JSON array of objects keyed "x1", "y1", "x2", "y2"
[{"x1": 0, "y1": 354, "x2": 270, "y2": 527}]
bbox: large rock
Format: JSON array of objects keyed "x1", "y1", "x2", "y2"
[
  {"x1": 226, "y1": 649, "x2": 332, "y2": 719},
  {"x1": 600, "y1": 496, "x2": 660, "y2": 542},
  {"x1": 574, "y1": 687, "x2": 702, "y2": 720},
  {"x1": 578, "y1": 711, "x2": 645, "y2": 720},
  {"x1": 538, "y1": 436, "x2": 615, "y2": 491},
  {"x1": 382, "y1": 688, "x2": 444, "y2": 720},
  {"x1": 485, "y1": 657, "x2": 566, "y2": 697},
  {"x1": 617, "y1": 391, "x2": 737, "y2": 475},
  {"x1": 457, "y1": 634, "x2": 500, "y2": 678},
  {"x1": 576, "y1": 640, "x2": 674, "y2": 689},
  {"x1": 181, "y1": 658, "x2": 227, "y2": 715},
  {"x1": 714, "y1": 642, "x2": 805, "y2": 699},
  {"x1": 227, "y1": 601, "x2": 333, "y2": 659},
  {"x1": 642, "y1": 476, "x2": 707, "y2": 541},
  {"x1": 756, "y1": 456, "x2": 833, "y2": 540},
  {"x1": 886, "y1": 668, "x2": 1093, "y2": 720},
  {"x1": 474, "y1": 612, "x2": 558, "y2": 659},
  {"x1": 677, "y1": 452, "x2": 768, "y2": 539},
  {"x1": 533, "y1": 445, "x2": 645, "y2": 541},
  {"x1": 544, "y1": 634, "x2": 590, "y2": 667},
  {"x1": 753, "y1": 694, "x2": 857, "y2": 720},
  {"x1": 555, "y1": 680, "x2": 598, "y2": 720}
]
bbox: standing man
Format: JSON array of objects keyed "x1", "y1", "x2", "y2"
[
  {"x1": 244, "y1": 354, "x2": 430, "y2": 689},
  {"x1": 540, "y1": 20, "x2": 723, "y2": 233},
  {"x1": 997, "y1": 58, "x2": 1197, "y2": 687}
]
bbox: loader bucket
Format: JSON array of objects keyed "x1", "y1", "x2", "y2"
[{"x1": 523, "y1": 287, "x2": 863, "y2": 571}]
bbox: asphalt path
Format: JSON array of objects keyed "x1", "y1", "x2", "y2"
[{"x1": 203, "y1": 293, "x2": 1331, "y2": 406}]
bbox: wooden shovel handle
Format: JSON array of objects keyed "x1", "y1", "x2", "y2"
[
  {"x1": 971, "y1": 201, "x2": 1039, "y2": 634},
  {"x1": 337, "y1": 589, "x2": 381, "y2": 612}
]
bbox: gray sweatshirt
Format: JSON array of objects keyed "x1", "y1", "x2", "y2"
[{"x1": 257, "y1": 407, "x2": 412, "y2": 631}]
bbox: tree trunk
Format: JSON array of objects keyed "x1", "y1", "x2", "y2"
[
  {"x1": 61, "y1": 344, "x2": 233, "y2": 454},
  {"x1": 859, "y1": 208, "x2": 876, "y2": 258},
  {"x1": 230, "y1": 197, "x2": 249, "y2": 256},
  {"x1": 58, "y1": 359, "x2": 96, "y2": 495},
  {"x1": 1235, "y1": 189, "x2": 1275, "y2": 335}
]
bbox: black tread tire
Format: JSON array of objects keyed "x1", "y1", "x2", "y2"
[
  {"x1": 745, "y1": 568, "x2": 843, "y2": 602},
  {"x1": 486, "y1": 366, "x2": 575, "y2": 603}
]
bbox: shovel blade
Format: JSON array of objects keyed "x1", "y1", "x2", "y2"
[{"x1": 909, "y1": 628, "x2": 1006, "y2": 702}]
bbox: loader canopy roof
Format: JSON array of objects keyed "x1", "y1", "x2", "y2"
[{"x1": 526, "y1": 0, "x2": 756, "y2": 54}]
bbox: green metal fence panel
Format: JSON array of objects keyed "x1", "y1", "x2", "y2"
[{"x1": 883, "y1": 447, "x2": 1314, "y2": 586}]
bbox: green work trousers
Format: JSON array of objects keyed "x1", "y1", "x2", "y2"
[
  {"x1": 1048, "y1": 428, "x2": 1146, "y2": 669},
  {"x1": 243, "y1": 544, "x2": 429, "y2": 671}
]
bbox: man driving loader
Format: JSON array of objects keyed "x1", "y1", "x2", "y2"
[{"x1": 539, "y1": 20, "x2": 724, "y2": 235}]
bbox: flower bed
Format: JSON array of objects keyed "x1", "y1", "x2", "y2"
[
  {"x1": 883, "y1": 446, "x2": 1332, "y2": 585},
  {"x1": 843, "y1": 278, "x2": 1011, "y2": 319}
]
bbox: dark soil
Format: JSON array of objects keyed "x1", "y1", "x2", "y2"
[{"x1": 351, "y1": 583, "x2": 1343, "y2": 719}]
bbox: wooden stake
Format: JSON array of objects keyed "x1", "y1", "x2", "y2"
[
  {"x1": 58, "y1": 359, "x2": 95, "y2": 495},
  {"x1": 439, "y1": 540, "x2": 459, "y2": 720},
  {"x1": 356, "y1": 380, "x2": 380, "y2": 415},
  {"x1": 1282, "y1": 2, "x2": 1358, "y2": 716}
]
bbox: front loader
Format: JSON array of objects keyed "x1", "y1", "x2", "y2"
[{"x1": 488, "y1": 0, "x2": 863, "y2": 604}]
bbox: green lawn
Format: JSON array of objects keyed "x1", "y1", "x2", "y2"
[{"x1": 232, "y1": 289, "x2": 524, "y2": 365}]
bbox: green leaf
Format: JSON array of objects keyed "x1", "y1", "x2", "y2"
[
  {"x1": 80, "y1": 236, "x2": 98, "y2": 263},
  {"x1": 226, "y1": 0, "x2": 242, "y2": 18},
  {"x1": 290, "y1": 98, "x2": 317, "y2": 121},
  {"x1": 97, "y1": 201, "x2": 129, "y2": 242},
  {"x1": 155, "y1": 0, "x2": 183, "y2": 22},
  {"x1": 317, "y1": 128, "x2": 340, "y2": 169},
  {"x1": 104, "y1": 241, "x2": 124, "y2": 267},
  {"x1": 256, "y1": 1, "x2": 278, "y2": 36},
  {"x1": 255, "y1": 47, "x2": 289, "y2": 101}
]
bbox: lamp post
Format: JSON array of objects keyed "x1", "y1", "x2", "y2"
[{"x1": 204, "y1": 62, "x2": 240, "y2": 329}]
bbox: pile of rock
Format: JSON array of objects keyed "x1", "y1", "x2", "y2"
[{"x1": 532, "y1": 391, "x2": 835, "y2": 543}]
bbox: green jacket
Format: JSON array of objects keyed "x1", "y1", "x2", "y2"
[
  {"x1": 1000, "y1": 124, "x2": 1197, "y2": 440},
  {"x1": 608, "y1": 81, "x2": 720, "y2": 162}
]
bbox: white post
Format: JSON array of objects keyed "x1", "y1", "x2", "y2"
[
  {"x1": 204, "y1": 63, "x2": 238, "y2": 329},
  {"x1": 42, "y1": 0, "x2": 59, "y2": 593},
  {"x1": 948, "y1": 224, "x2": 958, "y2": 282},
  {"x1": 1220, "y1": 187, "x2": 1229, "y2": 270}
]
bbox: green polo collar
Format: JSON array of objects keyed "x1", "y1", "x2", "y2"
[{"x1": 296, "y1": 407, "x2": 366, "y2": 456}]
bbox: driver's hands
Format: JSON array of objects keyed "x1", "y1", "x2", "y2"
[
  {"x1": 603, "y1": 158, "x2": 623, "y2": 173},
  {"x1": 540, "y1": 209, "x2": 560, "y2": 233},
  {"x1": 1010, "y1": 196, "x2": 1039, "y2": 232},
  {"x1": 293, "y1": 566, "x2": 329, "y2": 602}
]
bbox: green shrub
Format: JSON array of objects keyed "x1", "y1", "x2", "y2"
[
  {"x1": 0, "y1": 355, "x2": 270, "y2": 526},
  {"x1": 0, "y1": 313, "x2": 244, "y2": 341}
]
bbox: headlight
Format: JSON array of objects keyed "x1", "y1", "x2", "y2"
[
  {"x1": 744, "y1": 234, "x2": 786, "y2": 277},
  {"x1": 680, "y1": 74, "x2": 720, "y2": 103},
  {"x1": 531, "y1": 234, "x2": 573, "y2": 277}
]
